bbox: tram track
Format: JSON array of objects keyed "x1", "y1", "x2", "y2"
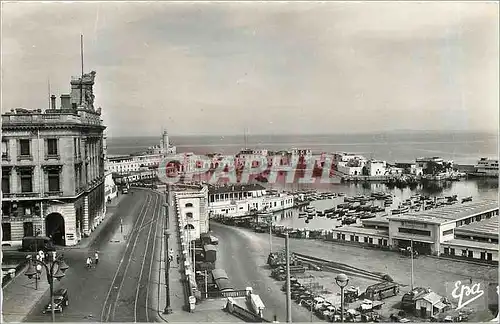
[{"x1": 100, "y1": 191, "x2": 160, "y2": 322}]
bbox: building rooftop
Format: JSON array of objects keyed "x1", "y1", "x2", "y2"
[
  {"x1": 330, "y1": 225, "x2": 389, "y2": 237},
  {"x1": 442, "y1": 239, "x2": 499, "y2": 251},
  {"x1": 362, "y1": 216, "x2": 390, "y2": 226},
  {"x1": 387, "y1": 200, "x2": 499, "y2": 225},
  {"x1": 208, "y1": 183, "x2": 266, "y2": 194},
  {"x1": 454, "y1": 216, "x2": 499, "y2": 238}
]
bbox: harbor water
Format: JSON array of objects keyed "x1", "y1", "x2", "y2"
[{"x1": 269, "y1": 178, "x2": 498, "y2": 230}]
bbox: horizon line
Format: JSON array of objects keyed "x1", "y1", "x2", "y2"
[{"x1": 107, "y1": 129, "x2": 499, "y2": 138}]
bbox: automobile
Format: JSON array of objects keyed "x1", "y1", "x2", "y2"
[
  {"x1": 300, "y1": 299, "x2": 313, "y2": 310},
  {"x1": 122, "y1": 187, "x2": 129, "y2": 194},
  {"x1": 43, "y1": 288, "x2": 68, "y2": 314}
]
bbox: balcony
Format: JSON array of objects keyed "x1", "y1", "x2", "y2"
[
  {"x1": 3, "y1": 192, "x2": 40, "y2": 199},
  {"x1": 45, "y1": 154, "x2": 60, "y2": 161},
  {"x1": 44, "y1": 191, "x2": 63, "y2": 197},
  {"x1": 17, "y1": 155, "x2": 33, "y2": 161},
  {"x1": 2, "y1": 153, "x2": 9, "y2": 161}
]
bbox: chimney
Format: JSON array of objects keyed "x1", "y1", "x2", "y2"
[
  {"x1": 50, "y1": 95, "x2": 56, "y2": 109},
  {"x1": 60, "y1": 94, "x2": 71, "y2": 109}
]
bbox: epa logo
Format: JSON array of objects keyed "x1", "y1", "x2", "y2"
[{"x1": 448, "y1": 281, "x2": 498, "y2": 316}]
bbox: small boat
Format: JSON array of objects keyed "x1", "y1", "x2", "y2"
[
  {"x1": 305, "y1": 219, "x2": 310, "y2": 224},
  {"x1": 298, "y1": 212, "x2": 307, "y2": 218},
  {"x1": 462, "y1": 196, "x2": 473, "y2": 203}
]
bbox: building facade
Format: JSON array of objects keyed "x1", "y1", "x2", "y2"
[
  {"x1": 174, "y1": 185, "x2": 209, "y2": 241},
  {"x1": 207, "y1": 183, "x2": 294, "y2": 217},
  {"x1": 1, "y1": 71, "x2": 106, "y2": 246}
]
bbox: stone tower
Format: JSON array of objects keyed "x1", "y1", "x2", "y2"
[
  {"x1": 70, "y1": 71, "x2": 96, "y2": 110},
  {"x1": 162, "y1": 130, "x2": 169, "y2": 153}
]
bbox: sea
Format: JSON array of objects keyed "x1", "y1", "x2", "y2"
[{"x1": 107, "y1": 131, "x2": 499, "y2": 229}]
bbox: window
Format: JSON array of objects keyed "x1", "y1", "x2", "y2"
[
  {"x1": 2, "y1": 140, "x2": 8, "y2": 159},
  {"x1": 337, "y1": 233, "x2": 341, "y2": 240},
  {"x1": 378, "y1": 239, "x2": 382, "y2": 245},
  {"x1": 74, "y1": 138, "x2": 77, "y2": 157},
  {"x1": 186, "y1": 212, "x2": 193, "y2": 218},
  {"x1": 350, "y1": 235, "x2": 355, "y2": 241},
  {"x1": 444, "y1": 247, "x2": 449, "y2": 255},
  {"x1": 368, "y1": 238, "x2": 373, "y2": 244},
  {"x1": 48, "y1": 170, "x2": 60, "y2": 192},
  {"x1": 398, "y1": 228, "x2": 431, "y2": 236},
  {"x1": 355, "y1": 236, "x2": 359, "y2": 242},
  {"x1": 185, "y1": 203, "x2": 193, "y2": 208},
  {"x1": 19, "y1": 139, "x2": 30, "y2": 156},
  {"x1": 364, "y1": 237, "x2": 368, "y2": 243},
  {"x1": 20, "y1": 170, "x2": 33, "y2": 192},
  {"x1": 480, "y1": 252, "x2": 486, "y2": 260},
  {"x1": 47, "y1": 139, "x2": 58, "y2": 156},
  {"x1": 2, "y1": 223, "x2": 11, "y2": 241},
  {"x1": 468, "y1": 251, "x2": 473, "y2": 258},
  {"x1": 443, "y1": 229, "x2": 454, "y2": 236},
  {"x1": 341, "y1": 234, "x2": 345, "y2": 240},
  {"x1": 462, "y1": 250, "x2": 467, "y2": 257},
  {"x1": 2, "y1": 171, "x2": 10, "y2": 193},
  {"x1": 450, "y1": 248, "x2": 455, "y2": 255},
  {"x1": 23, "y1": 222, "x2": 34, "y2": 237},
  {"x1": 487, "y1": 253, "x2": 492, "y2": 261}
]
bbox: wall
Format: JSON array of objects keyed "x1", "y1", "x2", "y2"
[
  {"x1": 439, "y1": 243, "x2": 499, "y2": 262},
  {"x1": 326, "y1": 229, "x2": 389, "y2": 247},
  {"x1": 415, "y1": 299, "x2": 433, "y2": 317},
  {"x1": 388, "y1": 219, "x2": 440, "y2": 253}
]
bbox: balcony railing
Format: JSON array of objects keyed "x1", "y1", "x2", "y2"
[
  {"x1": 3, "y1": 192, "x2": 39, "y2": 198},
  {"x1": 17, "y1": 155, "x2": 33, "y2": 161},
  {"x1": 45, "y1": 154, "x2": 60, "y2": 160},
  {"x1": 44, "y1": 191, "x2": 63, "y2": 197}
]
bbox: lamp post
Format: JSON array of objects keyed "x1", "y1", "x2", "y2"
[
  {"x1": 24, "y1": 253, "x2": 69, "y2": 322},
  {"x1": 335, "y1": 273, "x2": 349, "y2": 323},
  {"x1": 163, "y1": 187, "x2": 172, "y2": 314}
]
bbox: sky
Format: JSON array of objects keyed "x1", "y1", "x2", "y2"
[{"x1": 1, "y1": 1, "x2": 499, "y2": 137}]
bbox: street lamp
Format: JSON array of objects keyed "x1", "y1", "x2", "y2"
[
  {"x1": 335, "y1": 273, "x2": 349, "y2": 323},
  {"x1": 163, "y1": 190, "x2": 173, "y2": 314},
  {"x1": 24, "y1": 253, "x2": 69, "y2": 322}
]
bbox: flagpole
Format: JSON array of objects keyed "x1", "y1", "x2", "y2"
[{"x1": 80, "y1": 34, "x2": 84, "y2": 106}]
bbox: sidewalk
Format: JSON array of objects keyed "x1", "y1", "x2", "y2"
[
  {"x1": 154, "y1": 189, "x2": 244, "y2": 323},
  {"x1": 156, "y1": 190, "x2": 188, "y2": 322},
  {"x1": 1, "y1": 194, "x2": 124, "y2": 323},
  {"x1": 64, "y1": 193, "x2": 125, "y2": 250}
]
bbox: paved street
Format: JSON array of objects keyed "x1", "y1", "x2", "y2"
[
  {"x1": 22, "y1": 189, "x2": 164, "y2": 322},
  {"x1": 211, "y1": 222, "x2": 498, "y2": 323}
]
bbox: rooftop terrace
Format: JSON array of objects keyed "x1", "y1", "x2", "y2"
[{"x1": 387, "y1": 200, "x2": 499, "y2": 225}]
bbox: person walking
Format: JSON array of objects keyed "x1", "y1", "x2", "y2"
[
  {"x1": 176, "y1": 254, "x2": 180, "y2": 265},
  {"x1": 95, "y1": 251, "x2": 99, "y2": 265},
  {"x1": 86, "y1": 256, "x2": 92, "y2": 269},
  {"x1": 169, "y1": 249, "x2": 174, "y2": 263}
]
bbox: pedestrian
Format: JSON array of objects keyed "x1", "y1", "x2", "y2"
[
  {"x1": 86, "y1": 256, "x2": 92, "y2": 269},
  {"x1": 52, "y1": 251, "x2": 57, "y2": 262},
  {"x1": 95, "y1": 251, "x2": 99, "y2": 265},
  {"x1": 169, "y1": 249, "x2": 174, "y2": 262},
  {"x1": 176, "y1": 255, "x2": 180, "y2": 265}
]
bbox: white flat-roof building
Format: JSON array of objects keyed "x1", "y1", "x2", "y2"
[
  {"x1": 207, "y1": 184, "x2": 294, "y2": 217},
  {"x1": 387, "y1": 200, "x2": 499, "y2": 256},
  {"x1": 175, "y1": 185, "x2": 209, "y2": 241}
]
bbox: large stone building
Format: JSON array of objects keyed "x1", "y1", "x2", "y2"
[{"x1": 1, "y1": 71, "x2": 106, "y2": 246}]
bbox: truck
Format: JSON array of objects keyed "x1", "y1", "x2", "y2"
[
  {"x1": 267, "y1": 251, "x2": 297, "y2": 268},
  {"x1": 364, "y1": 282, "x2": 400, "y2": 301},
  {"x1": 401, "y1": 287, "x2": 431, "y2": 311},
  {"x1": 246, "y1": 288, "x2": 266, "y2": 318},
  {"x1": 203, "y1": 244, "x2": 217, "y2": 263},
  {"x1": 272, "y1": 265, "x2": 306, "y2": 281}
]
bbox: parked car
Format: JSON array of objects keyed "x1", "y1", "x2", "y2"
[
  {"x1": 43, "y1": 288, "x2": 68, "y2": 314},
  {"x1": 20, "y1": 236, "x2": 56, "y2": 252}
]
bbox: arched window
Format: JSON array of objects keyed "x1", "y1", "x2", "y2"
[
  {"x1": 184, "y1": 224, "x2": 195, "y2": 230},
  {"x1": 186, "y1": 212, "x2": 193, "y2": 218},
  {"x1": 185, "y1": 203, "x2": 193, "y2": 208}
]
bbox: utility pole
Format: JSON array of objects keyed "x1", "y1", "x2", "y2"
[
  {"x1": 285, "y1": 233, "x2": 292, "y2": 323},
  {"x1": 410, "y1": 238, "x2": 414, "y2": 291}
]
